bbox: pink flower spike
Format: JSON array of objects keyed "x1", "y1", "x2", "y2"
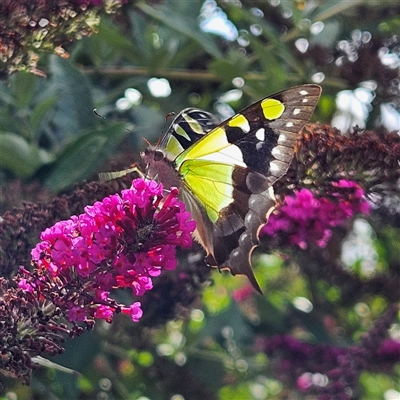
[
  {"x1": 261, "y1": 180, "x2": 370, "y2": 249},
  {"x1": 20, "y1": 178, "x2": 195, "y2": 325}
]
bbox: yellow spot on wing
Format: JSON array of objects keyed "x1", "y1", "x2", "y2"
[
  {"x1": 228, "y1": 114, "x2": 250, "y2": 132},
  {"x1": 261, "y1": 98, "x2": 285, "y2": 120},
  {"x1": 180, "y1": 160, "x2": 234, "y2": 222}
]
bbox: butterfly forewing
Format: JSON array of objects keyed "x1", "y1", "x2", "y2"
[
  {"x1": 176, "y1": 85, "x2": 321, "y2": 175},
  {"x1": 160, "y1": 108, "x2": 219, "y2": 160}
]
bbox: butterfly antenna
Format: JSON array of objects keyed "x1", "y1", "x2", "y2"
[
  {"x1": 93, "y1": 108, "x2": 134, "y2": 132},
  {"x1": 142, "y1": 137, "x2": 151, "y2": 147},
  {"x1": 155, "y1": 111, "x2": 176, "y2": 146},
  {"x1": 93, "y1": 108, "x2": 106, "y2": 119}
]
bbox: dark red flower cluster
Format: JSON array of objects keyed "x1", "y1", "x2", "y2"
[
  {"x1": 0, "y1": 0, "x2": 127, "y2": 76},
  {"x1": 257, "y1": 304, "x2": 400, "y2": 399}
]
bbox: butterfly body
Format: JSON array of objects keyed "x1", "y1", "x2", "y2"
[{"x1": 142, "y1": 85, "x2": 322, "y2": 292}]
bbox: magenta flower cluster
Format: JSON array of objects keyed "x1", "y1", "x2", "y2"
[
  {"x1": 261, "y1": 180, "x2": 370, "y2": 249},
  {"x1": 19, "y1": 179, "x2": 195, "y2": 324}
]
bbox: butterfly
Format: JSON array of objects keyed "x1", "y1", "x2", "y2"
[{"x1": 141, "y1": 85, "x2": 321, "y2": 293}]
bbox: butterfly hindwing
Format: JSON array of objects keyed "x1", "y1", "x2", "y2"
[
  {"x1": 144, "y1": 84, "x2": 322, "y2": 292},
  {"x1": 180, "y1": 159, "x2": 276, "y2": 291}
]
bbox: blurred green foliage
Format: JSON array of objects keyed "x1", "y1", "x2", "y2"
[{"x1": 1, "y1": 0, "x2": 400, "y2": 399}]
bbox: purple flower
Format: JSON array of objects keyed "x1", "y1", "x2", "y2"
[
  {"x1": 17, "y1": 277, "x2": 35, "y2": 292},
  {"x1": 94, "y1": 305, "x2": 115, "y2": 322},
  {"x1": 377, "y1": 339, "x2": 400, "y2": 362},
  {"x1": 121, "y1": 302, "x2": 143, "y2": 322},
  {"x1": 261, "y1": 180, "x2": 370, "y2": 249},
  {"x1": 20, "y1": 179, "x2": 195, "y2": 324}
]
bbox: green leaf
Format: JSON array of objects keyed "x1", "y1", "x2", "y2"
[
  {"x1": 0, "y1": 108, "x2": 17, "y2": 133},
  {"x1": 43, "y1": 122, "x2": 129, "y2": 192},
  {"x1": 136, "y1": 2, "x2": 222, "y2": 59},
  {"x1": 94, "y1": 18, "x2": 145, "y2": 65},
  {"x1": 10, "y1": 71, "x2": 37, "y2": 108},
  {"x1": 209, "y1": 50, "x2": 249, "y2": 85},
  {"x1": 30, "y1": 94, "x2": 59, "y2": 133},
  {"x1": 253, "y1": 295, "x2": 290, "y2": 335},
  {"x1": 0, "y1": 80, "x2": 17, "y2": 108},
  {"x1": 0, "y1": 132, "x2": 54, "y2": 178},
  {"x1": 168, "y1": 40, "x2": 203, "y2": 68},
  {"x1": 48, "y1": 56, "x2": 96, "y2": 135},
  {"x1": 312, "y1": 0, "x2": 365, "y2": 22},
  {"x1": 230, "y1": 6, "x2": 302, "y2": 74},
  {"x1": 247, "y1": 37, "x2": 288, "y2": 92},
  {"x1": 202, "y1": 300, "x2": 253, "y2": 345}
]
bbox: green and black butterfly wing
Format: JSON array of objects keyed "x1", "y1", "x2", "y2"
[
  {"x1": 175, "y1": 85, "x2": 321, "y2": 292},
  {"x1": 160, "y1": 108, "x2": 220, "y2": 159},
  {"x1": 145, "y1": 84, "x2": 322, "y2": 292}
]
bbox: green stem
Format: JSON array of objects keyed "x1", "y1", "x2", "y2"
[{"x1": 80, "y1": 66, "x2": 347, "y2": 88}]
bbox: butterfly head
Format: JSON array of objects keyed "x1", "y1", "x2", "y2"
[{"x1": 141, "y1": 147, "x2": 182, "y2": 189}]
